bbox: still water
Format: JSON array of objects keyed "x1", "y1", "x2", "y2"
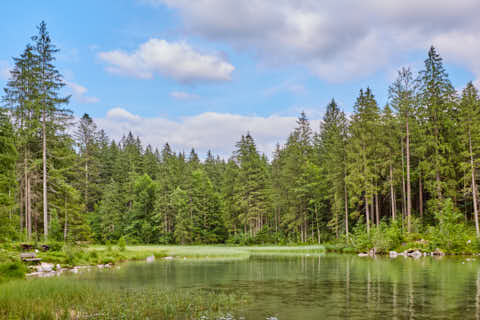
[{"x1": 89, "y1": 254, "x2": 480, "y2": 319}]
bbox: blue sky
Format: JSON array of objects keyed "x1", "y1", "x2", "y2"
[{"x1": 1, "y1": 1, "x2": 479, "y2": 157}]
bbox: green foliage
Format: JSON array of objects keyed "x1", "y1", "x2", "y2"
[
  {"x1": 2, "y1": 24, "x2": 480, "y2": 249},
  {"x1": 428, "y1": 199, "x2": 468, "y2": 253},
  {"x1": 0, "y1": 262, "x2": 27, "y2": 282},
  {"x1": 117, "y1": 236, "x2": 126, "y2": 251}
]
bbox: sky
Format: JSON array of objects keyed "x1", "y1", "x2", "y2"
[{"x1": 1, "y1": 0, "x2": 479, "y2": 158}]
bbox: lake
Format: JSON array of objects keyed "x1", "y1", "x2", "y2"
[{"x1": 82, "y1": 254, "x2": 480, "y2": 319}]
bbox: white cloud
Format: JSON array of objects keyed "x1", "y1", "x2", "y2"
[
  {"x1": 95, "y1": 108, "x2": 321, "y2": 158},
  {"x1": 148, "y1": 0, "x2": 480, "y2": 83},
  {"x1": 0, "y1": 60, "x2": 10, "y2": 80},
  {"x1": 98, "y1": 39, "x2": 235, "y2": 83},
  {"x1": 170, "y1": 91, "x2": 199, "y2": 100},
  {"x1": 66, "y1": 81, "x2": 100, "y2": 104}
]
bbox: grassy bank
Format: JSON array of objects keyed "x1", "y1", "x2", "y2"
[
  {"x1": 0, "y1": 243, "x2": 327, "y2": 282},
  {"x1": 0, "y1": 277, "x2": 248, "y2": 319},
  {"x1": 91, "y1": 244, "x2": 327, "y2": 259}
]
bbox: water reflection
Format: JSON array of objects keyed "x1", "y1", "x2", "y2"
[{"x1": 86, "y1": 254, "x2": 480, "y2": 319}]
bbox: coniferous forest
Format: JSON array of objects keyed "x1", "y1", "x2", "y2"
[{"x1": 3, "y1": 22, "x2": 480, "y2": 253}]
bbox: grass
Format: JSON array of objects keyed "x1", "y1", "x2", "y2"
[
  {"x1": 89, "y1": 244, "x2": 327, "y2": 260},
  {"x1": 0, "y1": 277, "x2": 248, "y2": 319}
]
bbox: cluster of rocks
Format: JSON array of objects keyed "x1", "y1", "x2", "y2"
[
  {"x1": 26, "y1": 262, "x2": 112, "y2": 278},
  {"x1": 358, "y1": 248, "x2": 446, "y2": 258}
]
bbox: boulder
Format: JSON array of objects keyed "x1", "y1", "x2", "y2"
[
  {"x1": 389, "y1": 251, "x2": 398, "y2": 258},
  {"x1": 36, "y1": 262, "x2": 54, "y2": 272},
  {"x1": 146, "y1": 255, "x2": 155, "y2": 263}
]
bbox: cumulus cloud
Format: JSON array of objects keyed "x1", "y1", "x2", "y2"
[
  {"x1": 147, "y1": 0, "x2": 480, "y2": 83},
  {"x1": 170, "y1": 91, "x2": 199, "y2": 100},
  {"x1": 95, "y1": 108, "x2": 321, "y2": 158},
  {"x1": 66, "y1": 81, "x2": 100, "y2": 104},
  {"x1": 98, "y1": 39, "x2": 235, "y2": 83}
]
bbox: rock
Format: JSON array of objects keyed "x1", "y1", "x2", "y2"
[
  {"x1": 389, "y1": 251, "x2": 398, "y2": 258},
  {"x1": 164, "y1": 256, "x2": 174, "y2": 260},
  {"x1": 368, "y1": 248, "x2": 376, "y2": 256},
  {"x1": 146, "y1": 255, "x2": 155, "y2": 263},
  {"x1": 358, "y1": 253, "x2": 369, "y2": 257},
  {"x1": 37, "y1": 262, "x2": 54, "y2": 272},
  {"x1": 432, "y1": 248, "x2": 445, "y2": 256},
  {"x1": 410, "y1": 250, "x2": 422, "y2": 258},
  {"x1": 56, "y1": 264, "x2": 61, "y2": 270}
]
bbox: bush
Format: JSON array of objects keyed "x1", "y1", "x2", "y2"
[
  {"x1": 117, "y1": 237, "x2": 126, "y2": 251},
  {"x1": 0, "y1": 262, "x2": 27, "y2": 282},
  {"x1": 351, "y1": 219, "x2": 405, "y2": 253},
  {"x1": 427, "y1": 198, "x2": 468, "y2": 253},
  {"x1": 44, "y1": 241, "x2": 63, "y2": 252}
]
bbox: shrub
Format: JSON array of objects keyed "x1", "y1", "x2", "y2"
[
  {"x1": 117, "y1": 237, "x2": 126, "y2": 251},
  {"x1": 0, "y1": 262, "x2": 27, "y2": 282},
  {"x1": 427, "y1": 198, "x2": 468, "y2": 253}
]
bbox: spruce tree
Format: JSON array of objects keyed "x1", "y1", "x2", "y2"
[
  {"x1": 33, "y1": 21, "x2": 71, "y2": 240},
  {"x1": 458, "y1": 82, "x2": 480, "y2": 237}
]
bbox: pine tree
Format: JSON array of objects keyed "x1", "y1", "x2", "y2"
[
  {"x1": 3, "y1": 44, "x2": 41, "y2": 240},
  {"x1": 389, "y1": 67, "x2": 417, "y2": 231},
  {"x1": 417, "y1": 46, "x2": 456, "y2": 211},
  {"x1": 458, "y1": 82, "x2": 480, "y2": 237},
  {"x1": 33, "y1": 21, "x2": 71, "y2": 240},
  {"x1": 0, "y1": 108, "x2": 18, "y2": 240},
  {"x1": 317, "y1": 100, "x2": 349, "y2": 238},
  {"x1": 74, "y1": 113, "x2": 100, "y2": 212},
  {"x1": 347, "y1": 88, "x2": 380, "y2": 234}
]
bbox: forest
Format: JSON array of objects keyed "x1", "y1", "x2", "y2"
[{"x1": 2, "y1": 22, "x2": 480, "y2": 253}]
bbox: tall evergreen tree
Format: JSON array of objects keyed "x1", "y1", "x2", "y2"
[{"x1": 33, "y1": 21, "x2": 71, "y2": 240}]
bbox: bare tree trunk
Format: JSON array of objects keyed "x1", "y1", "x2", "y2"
[
  {"x1": 469, "y1": 129, "x2": 480, "y2": 238},
  {"x1": 375, "y1": 192, "x2": 380, "y2": 226},
  {"x1": 344, "y1": 179, "x2": 349, "y2": 242},
  {"x1": 390, "y1": 163, "x2": 395, "y2": 220},
  {"x1": 42, "y1": 108, "x2": 48, "y2": 241},
  {"x1": 365, "y1": 194, "x2": 370, "y2": 234},
  {"x1": 419, "y1": 173, "x2": 423, "y2": 218},
  {"x1": 315, "y1": 204, "x2": 320, "y2": 243},
  {"x1": 406, "y1": 117, "x2": 412, "y2": 232},
  {"x1": 64, "y1": 196, "x2": 68, "y2": 242},
  {"x1": 27, "y1": 174, "x2": 32, "y2": 240},
  {"x1": 401, "y1": 139, "x2": 407, "y2": 226},
  {"x1": 85, "y1": 159, "x2": 88, "y2": 211}
]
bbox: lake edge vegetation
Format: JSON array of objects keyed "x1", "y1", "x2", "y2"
[{"x1": 2, "y1": 22, "x2": 480, "y2": 263}]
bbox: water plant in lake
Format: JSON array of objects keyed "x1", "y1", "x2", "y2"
[{"x1": 0, "y1": 276, "x2": 248, "y2": 319}]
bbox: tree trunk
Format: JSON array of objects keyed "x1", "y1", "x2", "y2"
[
  {"x1": 42, "y1": 108, "x2": 48, "y2": 240},
  {"x1": 315, "y1": 204, "x2": 320, "y2": 243},
  {"x1": 419, "y1": 173, "x2": 423, "y2": 218},
  {"x1": 344, "y1": 178, "x2": 349, "y2": 242},
  {"x1": 365, "y1": 194, "x2": 370, "y2": 234},
  {"x1": 469, "y1": 129, "x2": 480, "y2": 238},
  {"x1": 406, "y1": 116, "x2": 412, "y2": 232},
  {"x1": 390, "y1": 163, "x2": 395, "y2": 220},
  {"x1": 64, "y1": 196, "x2": 68, "y2": 242},
  {"x1": 375, "y1": 192, "x2": 380, "y2": 226},
  {"x1": 27, "y1": 174, "x2": 32, "y2": 240},
  {"x1": 401, "y1": 138, "x2": 407, "y2": 225},
  {"x1": 85, "y1": 159, "x2": 88, "y2": 211}
]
